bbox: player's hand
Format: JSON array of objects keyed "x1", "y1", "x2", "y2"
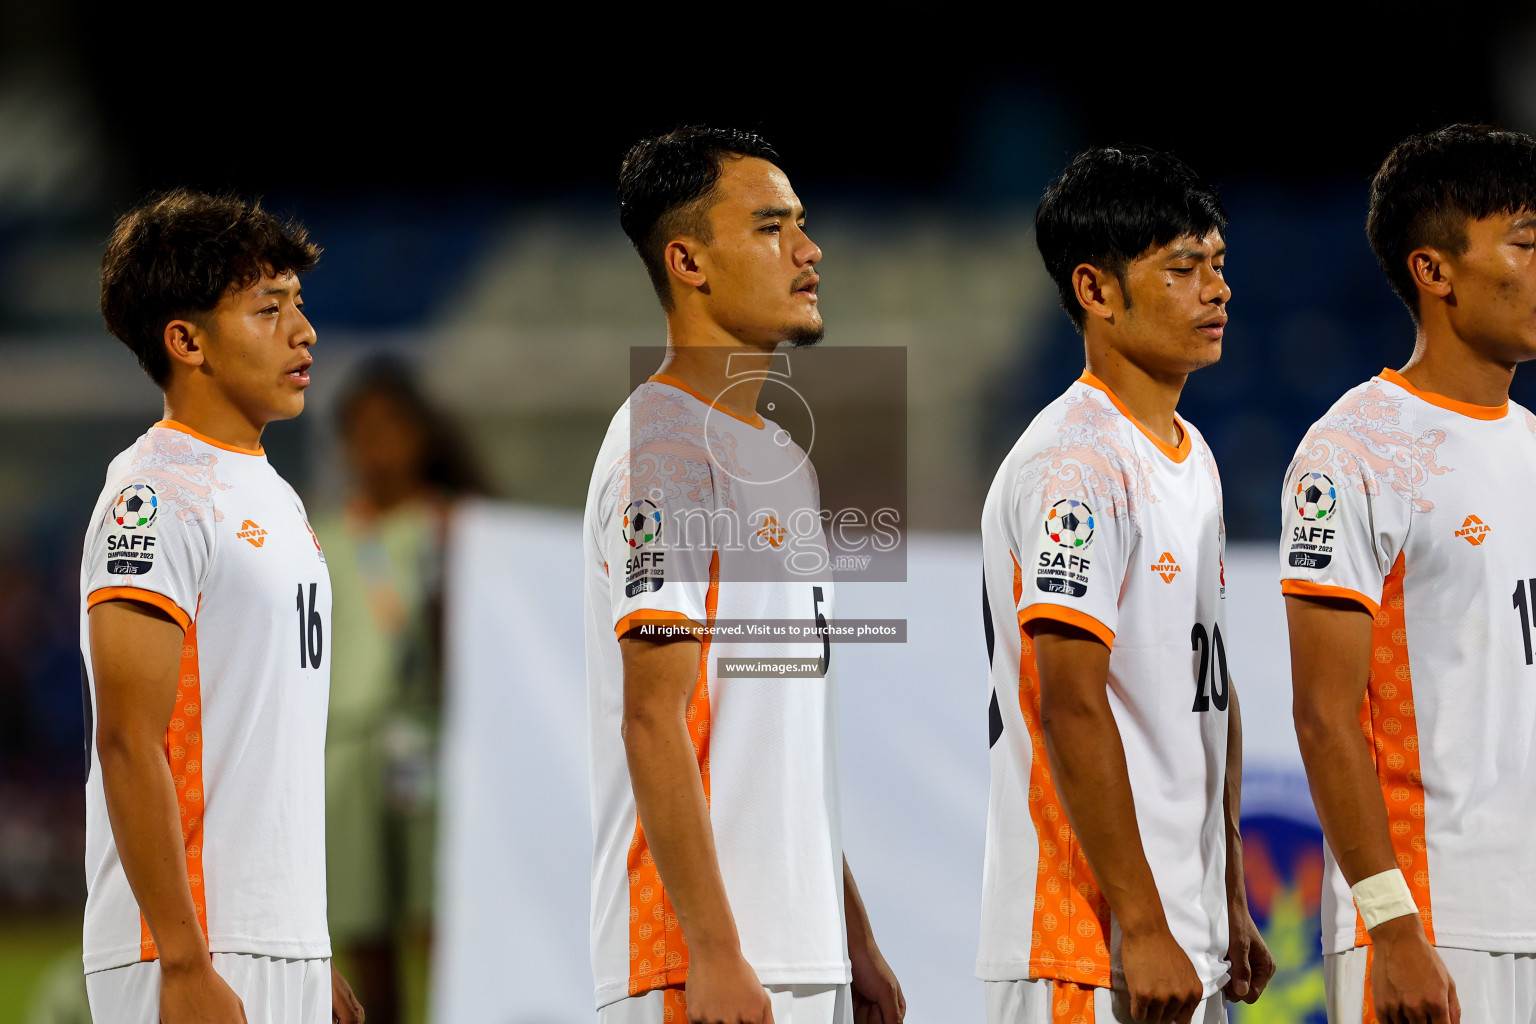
[
  {"x1": 331, "y1": 962, "x2": 366, "y2": 1023},
  {"x1": 684, "y1": 948, "x2": 775, "y2": 1023},
  {"x1": 1223, "y1": 902, "x2": 1275, "y2": 1004},
  {"x1": 848, "y1": 931, "x2": 904, "y2": 1024},
  {"x1": 1120, "y1": 924, "x2": 1203, "y2": 1024},
  {"x1": 1369, "y1": 915, "x2": 1461, "y2": 1024},
  {"x1": 159, "y1": 958, "x2": 248, "y2": 1024}
]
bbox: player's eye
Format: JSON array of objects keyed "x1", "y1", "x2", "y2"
[
  {"x1": 761, "y1": 223, "x2": 781, "y2": 234},
  {"x1": 261, "y1": 304, "x2": 280, "y2": 314}
]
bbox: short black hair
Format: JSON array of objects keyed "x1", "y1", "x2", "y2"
[
  {"x1": 1035, "y1": 145, "x2": 1228, "y2": 330},
  {"x1": 100, "y1": 189, "x2": 321, "y2": 387},
  {"x1": 618, "y1": 125, "x2": 780, "y2": 309},
  {"x1": 1367, "y1": 124, "x2": 1536, "y2": 320}
]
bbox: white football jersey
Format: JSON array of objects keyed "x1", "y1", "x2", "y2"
[
  {"x1": 583, "y1": 374, "x2": 849, "y2": 1010},
  {"x1": 978, "y1": 374, "x2": 1232, "y2": 997},
  {"x1": 1281, "y1": 369, "x2": 1536, "y2": 955},
  {"x1": 79, "y1": 421, "x2": 331, "y2": 973}
]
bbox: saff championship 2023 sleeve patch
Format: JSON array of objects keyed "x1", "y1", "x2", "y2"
[
  {"x1": 1286, "y1": 470, "x2": 1339, "y2": 570},
  {"x1": 104, "y1": 483, "x2": 161, "y2": 575}
]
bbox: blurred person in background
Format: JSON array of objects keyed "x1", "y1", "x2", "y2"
[
  {"x1": 82, "y1": 190, "x2": 363, "y2": 1024},
  {"x1": 316, "y1": 357, "x2": 487, "y2": 1024},
  {"x1": 1284, "y1": 125, "x2": 1536, "y2": 1024}
]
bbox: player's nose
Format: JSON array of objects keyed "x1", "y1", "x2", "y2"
[
  {"x1": 797, "y1": 228, "x2": 822, "y2": 267},
  {"x1": 294, "y1": 309, "x2": 317, "y2": 348},
  {"x1": 1205, "y1": 267, "x2": 1231, "y2": 305}
]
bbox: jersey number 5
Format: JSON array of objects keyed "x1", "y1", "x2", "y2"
[
  {"x1": 296, "y1": 582, "x2": 324, "y2": 669},
  {"x1": 1190, "y1": 622, "x2": 1229, "y2": 712}
]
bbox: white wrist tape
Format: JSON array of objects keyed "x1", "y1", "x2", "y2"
[{"x1": 1352, "y1": 868, "x2": 1418, "y2": 931}]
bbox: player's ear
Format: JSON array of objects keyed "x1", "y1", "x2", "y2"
[
  {"x1": 163, "y1": 318, "x2": 206, "y2": 373},
  {"x1": 664, "y1": 238, "x2": 709, "y2": 298},
  {"x1": 1408, "y1": 246, "x2": 1454, "y2": 304},
  {"x1": 1072, "y1": 263, "x2": 1121, "y2": 323}
]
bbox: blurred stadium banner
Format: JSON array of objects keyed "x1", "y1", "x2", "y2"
[{"x1": 433, "y1": 504, "x2": 1325, "y2": 1022}]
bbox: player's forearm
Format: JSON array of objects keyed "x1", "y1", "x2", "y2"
[
  {"x1": 1040, "y1": 691, "x2": 1167, "y2": 937},
  {"x1": 1287, "y1": 596, "x2": 1399, "y2": 888},
  {"x1": 1224, "y1": 687, "x2": 1246, "y2": 907},
  {"x1": 843, "y1": 857, "x2": 875, "y2": 949},
  {"x1": 1293, "y1": 698, "x2": 1398, "y2": 885},
  {"x1": 623, "y1": 712, "x2": 741, "y2": 956},
  {"x1": 98, "y1": 738, "x2": 208, "y2": 967}
]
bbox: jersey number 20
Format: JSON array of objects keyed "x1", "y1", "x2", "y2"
[{"x1": 1190, "y1": 622, "x2": 1228, "y2": 712}]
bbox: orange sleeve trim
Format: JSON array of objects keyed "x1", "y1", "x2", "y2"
[
  {"x1": 1280, "y1": 579, "x2": 1382, "y2": 618},
  {"x1": 153, "y1": 419, "x2": 265, "y2": 455},
  {"x1": 615, "y1": 609, "x2": 706, "y2": 640},
  {"x1": 1377, "y1": 368, "x2": 1507, "y2": 420},
  {"x1": 87, "y1": 587, "x2": 192, "y2": 631},
  {"x1": 1019, "y1": 603, "x2": 1115, "y2": 649}
]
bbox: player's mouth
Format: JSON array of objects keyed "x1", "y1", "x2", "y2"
[
  {"x1": 793, "y1": 272, "x2": 820, "y2": 302},
  {"x1": 1196, "y1": 315, "x2": 1227, "y2": 340},
  {"x1": 286, "y1": 356, "x2": 312, "y2": 385}
]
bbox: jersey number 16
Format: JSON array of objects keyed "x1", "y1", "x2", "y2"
[{"x1": 296, "y1": 582, "x2": 324, "y2": 669}]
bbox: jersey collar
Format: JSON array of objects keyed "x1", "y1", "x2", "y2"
[
  {"x1": 1377, "y1": 368, "x2": 1508, "y2": 420},
  {"x1": 153, "y1": 419, "x2": 267, "y2": 455},
  {"x1": 1077, "y1": 372, "x2": 1192, "y2": 463},
  {"x1": 647, "y1": 374, "x2": 765, "y2": 430}
]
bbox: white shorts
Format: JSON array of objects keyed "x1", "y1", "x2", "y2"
[
  {"x1": 600, "y1": 984, "x2": 851, "y2": 1023},
  {"x1": 1325, "y1": 944, "x2": 1536, "y2": 1023},
  {"x1": 85, "y1": 953, "x2": 331, "y2": 1024},
  {"x1": 985, "y1": 978, "x2": 1227, "y2": 1024}
]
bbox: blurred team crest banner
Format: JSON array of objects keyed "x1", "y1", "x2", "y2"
[
  {"x1": 1234, "y1": 770, "x2": 1327, "y2": 1023},
  {"x1": 627, "y1": 346, "x2": 907, "y2": 583}
]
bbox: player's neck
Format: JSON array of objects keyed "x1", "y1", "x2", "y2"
[
  {"x1": 161, "y1": 382, "x2": 265, "y2": 452},
  {"x1": 1083, "y1": 343, "x2": 1186, "y2": 448},
  {"x1": 657, "y1": 313, "x2": 778, "y2": 421},
  {"x1": 1398, "y1": 315, "x2": 1515, "y2": 409}
]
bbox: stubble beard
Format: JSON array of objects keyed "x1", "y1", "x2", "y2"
[{"x1": 786, "y1": 315, "x2": 825, "y2": 348}]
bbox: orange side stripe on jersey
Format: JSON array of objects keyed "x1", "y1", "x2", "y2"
[
  {"x1": 1053, "y1": 980, "x2": 1097, "y2": 1022},
  {"x1": 140, "y1": 604, "x2": 208, "y2": 960},
  {"x1": 1078, "y1": 372, "x2": 1192, "y2": 463},
  {"x1": 615, "y1": 610, "x2": 705, "y2": 641},
  {"x1": 1019, "y1": 604, "x2": 1115, "y2": 650},
  {"x1": 88, "y1": 587, "x2": 192, "y2": 632},
  {"x1": 626, "y1": 551, "x2": 719, "y2": 996},
  {"x1": 1377, "y1": 368, "x2": 1507, "y2": 420},
  {"x1": 1013, "y1": 554, "x2": 1113, "y2": 989},
  {"x1": 1353, "y1": 553, "x2": 1435, "y2": 948},
  {"x1": 1280, "y1": 580, "x2": 1382, "y2": 619},
  {"x1": 1362, "y1": 946, "x2": 1379, "y2": 1023},
  {"x1": 647, "y1": 374, "x2": 766, "y2": 430}
]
